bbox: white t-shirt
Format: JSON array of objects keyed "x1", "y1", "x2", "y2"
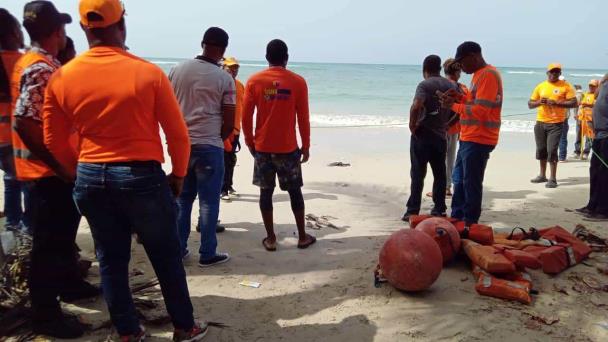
[{"x1": 169, "y1": 58, "x2": 236, "y2": 148}]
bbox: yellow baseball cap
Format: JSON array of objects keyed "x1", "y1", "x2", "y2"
[
  {"x1": 223, "y1": 57, "x2": 239, "y2": 67},
  {"x1": 79, "y1": 0, "x2": 124, "y2": 29},
  {"x1": 547, "y1": 63, "x2": 562, "y2": 71},
  {"x1": 589, "y1": 79, "x2": 599, "y2": 86}
]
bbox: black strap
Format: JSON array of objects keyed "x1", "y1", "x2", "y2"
[{"x1": 507, "y1": 227, "x2": 528, "y2": 240}]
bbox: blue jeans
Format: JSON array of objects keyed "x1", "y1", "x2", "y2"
[
  {"x1": 73, "y1": 162, "x2": 194, "y2": 336},
  {"x1": 0, "y1": 145, "x2": 30, "y2": 229},
  {"x1": 177, "y1": 145, "x2": 224, "y2": 260},
  {"x1": 558, "y1": 118, "x2": 569, "y2": 161},
  {"x1": 451, "y1": 141, "x2": 495, "y2": 225}
]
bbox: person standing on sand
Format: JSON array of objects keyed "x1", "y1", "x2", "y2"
[
  {"x1": 438, "y1": 41, "x2": 502, "y2": 228},
  {"x1": 402, "y1": 55, "x2": 455, "y2": 222},
  {"x1": 0, "y1": 9, "x2": 30, "y2": 233},
  {"x1": 169, "y1": 27, "x2": 235, "y2": 266},
  {"x1": 528, "y1": 63, "x2": 577, "y2": 188},
  {"x1": 575, "y1": 79, "x2": 598, "y2": 160},
  {"x1": 43, "y1": 0, "x2": 207, "y2": 340},
  {"x1": 242, "y1": 39, "x2": 316, "y2": 251},
  {"x1": 221, "y1": 56, "x2": 244, "y2": 201},
  {"x1": 575, "y1": 74, "x2": 608, "y2": 222},
  {"x1": 426, "y1": 58, "x2": 468, "y2": 199},
  {"x1": 12, "y1": 2, "x2": 100, "y2": 338}
]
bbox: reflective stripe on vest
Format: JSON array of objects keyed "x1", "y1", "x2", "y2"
[
  {"x1": 13, "y1": 148, "x2": 40, "y2": 160},
  {"x1": 460, "y1": 119, "x2": 501, "y2": 129},
  {"x1": 474, "y1": 99, "x2": 502, "y2": 108}
]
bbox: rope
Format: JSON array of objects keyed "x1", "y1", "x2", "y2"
[
  {"x1": 312, "y1": 111, "x2": 537, "y2": 129},
  {"x1": 591, "y1": 147, "x2": 608, "y2": 169}
]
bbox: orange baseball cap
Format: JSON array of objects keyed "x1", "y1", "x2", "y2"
[
  {"x1": 223, "y1": 57, "x2": 239, "y2": 67},
  {"x1": 79, "y1": 0, "x2": 124, "y2": 28},
  {"x1": 547, "y1": 63, "x2": 562, "y2": 71},
  {"x1": 589, "y1": 79, "x2": 599, "y2": 87}
]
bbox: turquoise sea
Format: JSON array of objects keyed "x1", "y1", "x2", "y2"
[{"x1": 150, "y1": 58, "x2": 605, "y2": 132}]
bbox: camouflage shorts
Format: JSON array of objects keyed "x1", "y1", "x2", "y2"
[{"x1": 253, "y1": 149, "x2": 303, "y2": 190}]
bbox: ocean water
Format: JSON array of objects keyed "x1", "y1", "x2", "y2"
[{"x1": 150, "y1": 58, "x2": 605, "y2": 133}]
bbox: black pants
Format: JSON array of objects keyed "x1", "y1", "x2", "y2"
[
  {"x1": 222, "y1": 151, "x2": 237, "y2": 193},
  {"x1": 27, "y1": 176, "x2": 82, "y2": 319},
  {"x1": 222, "y1": 135, "x2": 239, "y2": 193},
  {"x1": 587, "y1": 137, "x2": 608, "y2": 215},
  {"x1": 534, "y1": 121, "x2": 563, "y2": 162},
  {"x1": 574, "y1": 119, "x2": 592, "y2": 155},
  {"x1": 406, "y1": 135, "x2": 447, "y2": 215}
]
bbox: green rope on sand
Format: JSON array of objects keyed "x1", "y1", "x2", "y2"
[{"x1": 591, "y1": 148, "x2": 608, "y2": 169}]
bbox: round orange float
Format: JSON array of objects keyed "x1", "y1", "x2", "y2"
[
  {"x1": 415, "y1": 217, "x2": 462, "y2": 263},
  {"x1": 378, "y1": 229, "x2": 443, "y2": 291}
]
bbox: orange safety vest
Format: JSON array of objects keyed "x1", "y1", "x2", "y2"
[
  {"x1": 459, "y1": 65, "x2": 503, "y2": 146},
  {"x1": 578, "y1": 92, "x2": 595, "y2": 139},
  {"x1": 10, "y1": 51, "x2": 56, "y2": 181},
  {"x1": 0, "y1": 51, "x2": 23, "y2": 146}
]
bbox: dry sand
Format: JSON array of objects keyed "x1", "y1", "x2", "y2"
[{"x1": 19, "y1": 127, "x2": 608, "y2": 341}]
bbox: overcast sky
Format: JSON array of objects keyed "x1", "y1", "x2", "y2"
[{"x1": 4, "y1": 0, "x2": 607, "y2": 69}]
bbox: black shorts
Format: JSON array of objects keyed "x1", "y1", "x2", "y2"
[
  {"x1": 253, "y1": 149, "x2": 303, "y2": 191},
  {"x1": 534, "y1": 121, "x2": 563, "y2": 162}
]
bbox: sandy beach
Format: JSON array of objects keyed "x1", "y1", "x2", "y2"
[{"x1": 22, "y1": 127, "x2": 607, "y2": 342}]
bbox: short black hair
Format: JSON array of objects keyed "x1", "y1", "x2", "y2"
[
  {"x1": 201, "y1": 27, "x2": 228, "y2": 49},
  {"x1": 0, "y1": 9, "x2": 19, "y2": 47},
  {"x1": 266, "y1": 39, "x2": 288, "y2": 65},
  {"x1": 423, "y1": 55, "x2": 442, "y2": 74},
  {"x1": 88, "y1": 16, "x2": 124, "y2": 42}
]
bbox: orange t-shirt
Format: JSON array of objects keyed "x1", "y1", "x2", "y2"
[
  {"x1": 242, "y1": 66, "x2": 310, "y2": 153},
  {"x1": 43, "y1": 47, "x2": 191, "y2": 177},
  {"x1": 530, "y1": 80, "x2": 576, "y2": 124},
  {"x1": 0, "y1": 51, "x2": 23, "y2": 146},
  {"x1": 234, "y1": 79, "x2": 244, "y2": 133}
]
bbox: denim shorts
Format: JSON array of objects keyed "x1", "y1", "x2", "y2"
[{"x1": 253, "y1": 149, "x2": 303, "y2": 190}]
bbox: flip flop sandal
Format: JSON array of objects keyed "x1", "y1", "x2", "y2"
[
  {"x1": 297, "y1": 235, "x2": 317, "y2": 249},
  {"x1": 262, "y1": 237, "x2": 277, "y2": 251}
]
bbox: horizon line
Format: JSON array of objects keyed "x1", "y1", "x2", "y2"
[{"x1": 144, "y1": 57, "x2": 607, "y2": 71}]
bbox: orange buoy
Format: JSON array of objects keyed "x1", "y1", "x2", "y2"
[
  {"x1": 378, "y1": 229, "x2": 443, "y2": 291},
  {"x1": 415, "y1": 217, "x2": 462, "y2": 263}
]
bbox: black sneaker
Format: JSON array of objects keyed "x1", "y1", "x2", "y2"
[
  {"x1": 530, "y1": 175, "x2": 548, "y2": 183},
  {"x1": 583, "y1": 213, "x2": 608, "y2": 222},
  {"x1": 198, "y1": 253, "x2": 230, "y2": 268},
  {"x1": 60, "y1": 281, "x2": 101, "y2": 303},
  {"x1": 545, "y1": 179, "x2": 558, "y2": 188},
  {"x1": 216, "y1": 223, "x2": 226, "y2": 233},
  {"x1": 33, "y1": 314, "x2": 85, "y2": 339},
  {"x1": 173, "y1": 322, "x2": 208, "y2": 341},
  {"x1": 575, "y1": 207, "x2": 592, "y2": 215},
  {"x1": 401, "y1": 212, "x2": 415, "y2": 222}
]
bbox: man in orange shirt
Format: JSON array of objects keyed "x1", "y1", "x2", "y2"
[
  {"x1": 0, "y1": 9, "x2": 29, "y2": 233},
  {"x1": 221, "y1": 56, "x2": 244, "y2": 200},
  {"x1": 439, "y1": 41, "x2": 502, "y2": 227},
  {"x1": 528, "y1": 63, "x2": 577, "y2": 188},
  {"x1": 12, "y1": 2, "x2": 99, "y2": 338},
  {"x1": 242, "y1": 39, "x2": 315, "y2": 251},
  {"x1": 43, "y1": 1, "x2": 206, "y2": 340}
]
